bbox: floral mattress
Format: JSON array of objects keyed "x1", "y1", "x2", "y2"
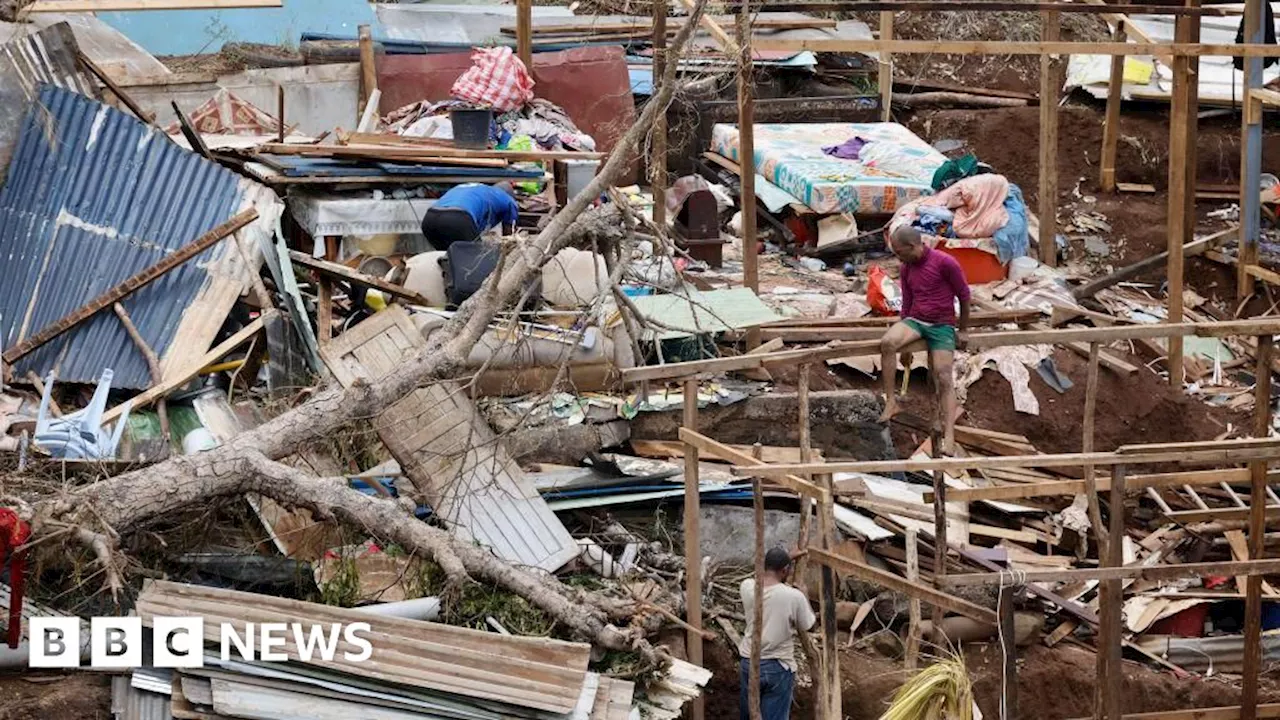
[{"x1": 709, "y1": 122, "x2": 947, "y2": 215}]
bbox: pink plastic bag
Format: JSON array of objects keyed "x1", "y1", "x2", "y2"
[{"x1": 450, "y1": 47, "x2": 535, "y2": 112}]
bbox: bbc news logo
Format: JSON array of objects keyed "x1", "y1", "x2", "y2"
[{"x1": 29, "y1": 617, "x2": 374, "y2": 668}]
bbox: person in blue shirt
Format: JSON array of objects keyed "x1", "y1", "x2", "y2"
[{"x1": 421, "y1": 181, "x2": 519, "y2": 250}]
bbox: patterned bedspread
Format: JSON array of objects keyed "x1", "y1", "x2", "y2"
[{"x1": 710, "y1": 122, "x2": 947, "y2": 215}]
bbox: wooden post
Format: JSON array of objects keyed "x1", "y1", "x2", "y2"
[
  {"x1": 818, "y1": 468, "x2": 841, "y2": 720},
  {"x1": 795, "y1": 363, "x2": 813, "y2": 590},
  {"x1": 1239, "y1": 0, "x2": 1265, "y2": 304},
  {"x1": 651, "y1": 0, "x2": 668, "y2": 229},
  {"x1": 737, "y1": 1, "x2": 758, "y2": 297},
  {"x1": 276, "y1": 84, "x2": 285, "y2": 143},
  {"x1": 749, "y1": 444, "x2": 764, "y2": 720},
  {"x1": 1099, "y1": 23, "x2": 1125, "y2": 193},
  {"x1": 998, "y1": 583, "x2": 1018, "y2": 720},
  {"x1": 1038, "y1": 10, "x2": 1060, "y2": 266},
  {"x1": 931, "y1": 431, "x2": 947, "y2": 629},
  {"x1": 682, "y1": 378, "x2": 705, "y2": 720},
  {"x1": 879, "y1": 11, "x2": 893, "y2": 122},
  {"x1": 905, "y1": 527, "x2": 921, "y2": 670},
  {"x1": 1166, "y1": 12, "x2": 1194, "y2": 387},
  {"x1": 1099, "y1": 464, "x2": 1126, "y2": 720},
  {"x1": 1241, "y1": 333, "x2": 1273, "y2": 720},
  {"x1": 516, "y1": 0, "x2": 533, "y2": 71},
  {"x1": 1083, "y1": 342, "x2": 1108, "y2": 556},
  {"x1": 357, "y1": 24, "x2": 376, "y2": 120}
]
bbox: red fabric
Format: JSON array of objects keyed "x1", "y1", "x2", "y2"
[
  {"x1": 0, "y1": 508, "x2": 31, "y2": 649},
  {"x1": 450, "y1": 47, "x2": 535, "y2": 112}
]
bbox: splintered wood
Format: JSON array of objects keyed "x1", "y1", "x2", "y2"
[{"x1": 321, "y1": 306, "x2": 578, "y2": 572}]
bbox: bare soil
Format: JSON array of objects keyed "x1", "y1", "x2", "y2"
[
  {"x1": 703, "y1": 638, "x2": 1280, "y2": 720},
  {"x1": 0, "y1": 672, "x2": 112, "y2": 720}
]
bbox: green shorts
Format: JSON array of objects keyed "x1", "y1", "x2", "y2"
[{"x1": 903, "y1": 318, "x2": 957, "y2": 352}]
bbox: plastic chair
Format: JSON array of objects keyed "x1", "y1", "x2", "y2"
[{"x1": 33, "y1": 369, "x2": 132, "y2": 460}]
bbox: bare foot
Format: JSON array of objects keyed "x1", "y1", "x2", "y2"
[{"x1": 878, "y1": 400, "x2": 900, "y2": 424}]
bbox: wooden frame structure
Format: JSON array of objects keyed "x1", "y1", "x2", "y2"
[{"x1": 620, "y1": 316, "x2": 1280, "y2": 720}]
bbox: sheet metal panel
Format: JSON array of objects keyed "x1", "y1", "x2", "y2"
[{"x1": 0, "y1": 84, "x2": 245, "y2": 388}]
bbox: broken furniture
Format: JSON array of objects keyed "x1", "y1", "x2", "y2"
[{"x1": 33, "y1": 370, "x2": 131, "y2": 460}]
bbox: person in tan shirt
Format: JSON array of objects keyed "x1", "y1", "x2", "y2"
[{"x1": 738, "y1": 547, "x2": 817, "y2": 720}]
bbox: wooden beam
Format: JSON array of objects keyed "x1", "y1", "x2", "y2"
[
  {"x1": 1039, "y1": 9, "x2": 1060, "y2": 266},
  {"x1": 101, "y1": 314, "x2": 271, "y2": 423},
  {"x1": 678, "y1": 0, "x2": 740, "y2": 53},
  {"x1": 678, "y1": 428, "x2": 829, "y2": 500},
  {"x1": 332, "y1": 135, "x2": 604, "y2": 161},
  {"x1": 1163, "y1": 505, "x2": 1280, "y2": 524},
  {"x1": 1068, "y1": 706, "x2": 1280, "y2": 720},
  {"x1": 808, "y1": 547, "x2": 998, "y2": 625},
  {"x1": 681, "y1": 380, "x2": 705, "y2": 720},
  {"x1": 763, "y1": 308, "x2": 1039, "y2": 329},
  {"x1": 516, "y1": 0, "x2": 533, "y2": 70},
  {"x1": 1071, "y1": 226, "x2": 1235, "y2": 300},
  {"x1": 714, "y1": 0, "x2": 1234, "y2": 12},
  {"x1": 737, "y1": 3, "x2": 758, "y2": 300},
  {"x1": 622, "y1": 319, "x2": 1280, "y2": 383},
  {"x1": 926, "y1": 468, "x2": 1258, "y2": 502},
  {"x1": 651, "y1": 0, "x2": 668, "y2": 230},
  {"x1": 905, "y1": 527, "x2": 921, "y2": 670},
  {"x1": 1243, "y1": 332, "x2": 1273, "y2": 720},
  {"x1": 78, "y1": 51, "x2": 156, "y2": 124},
  {"x1": 751, "y1": 39, "x2": 1280, "y2": 56},
  {"x1": 630, "y1": 439, "x2": 820, "y2": 464},
  {"x1": 1166, "y1": 11, "x2": 1194, "y2": 387},
  {"x1": 1100, "y1": 465, "x2": 1126, "y2": 720},
  {"x1": 735, "y1": 439, "x2": 1280, "y2": 476},
  {"x1": 879, "y1": 11, "x2": 894, "y2": 122},
  {"x1": 287, "y1": 251, "x2": 431, "y2": 305},
  {"x1": 998, "y1": 583, "x2": 1018, "y2": 720},
  {"x1": 941, "y1": 558, "x2": 1280, "y2": 586},
  {"x1": 357, "y1": 24, "x2": 377, "y2": 122},
  {"x1": 2, "y1": 209, "x2": 258, "y2": 366},
  {"x1": 24, "y1": 0, "x2": 279, "y2": 10},
  {"x1": 1099, "y1": 24, "x2": 1125, "y2": 193}
]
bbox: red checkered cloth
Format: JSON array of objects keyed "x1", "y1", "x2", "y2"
[{"x1": 450, "y1": 47, "x2": 534, "y2": 112}]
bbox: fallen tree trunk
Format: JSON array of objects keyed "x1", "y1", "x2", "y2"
[
  {"x1": 890, "y1": 91, "x2": 1027, "y2": 109},
  {"x1": 17, "y1": 0, "x2": 712, "y2": 658},
  {"x1": 1071, "y1": 225, "x2": 1237, "y2": 300}
]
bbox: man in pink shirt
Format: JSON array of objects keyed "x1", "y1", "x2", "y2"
[{"x1": 878, "y1": 226, "x2": 971, "y2": 453}]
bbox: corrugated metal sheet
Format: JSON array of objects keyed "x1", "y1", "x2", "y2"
[
  {"x1": 0, "y1": 84, "x2": 254, "y2": 388},
  {"x1": 0, "y1": 22, "x2": 98, "y2": 172},
  {"x1": 111, "y1": 673, "x2": 173, "y2": 720}
]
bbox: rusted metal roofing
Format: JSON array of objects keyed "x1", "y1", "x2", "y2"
[
  {"x1": 0, "y1": 84, "x2": 261, "y2": 389},
  {"x1": 0, "y1": 22, "x2": 99, "y2": 172}
]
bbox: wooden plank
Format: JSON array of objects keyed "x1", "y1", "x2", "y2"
[
  {"x1": 3, "y1": 209, "x2": 257, "y2": 365},
  {"x1": 739, "y1": 440, "x2": 1280, "y2": 477},
  {"x1": 1068, "y1": 706, "x2": 1280, "y2": 720},
  {"x1": 929, "y1": 468, "x2": 1257, "y2": 502},
  {"x1": 808, "y1": 547, "x2": 997, "y2": 624},
  {"x1": 24, "y1": 0, "x2": 279, "y2": 9},
  {"x1": 102, "y1": 314, "x2": 269, "y2": 423},
  {"x1": 263, "y1": 143, "x2": 509, "y2": 168},
  {"x1": 682, "y1": 379, "x2": 704, "y2": 720},
  {"x1": 1099, "y1": 24, "x2": 1125, "y2": 192},
  {"x1": 942, "y1": 558, "x2": 1280, "y2": 586},
  {"x1": 1243, "y1": 332, "x2": 1273, "y2": 720},
  {"x1": 750, "y1": 39, "x2": 1280, "y2": 56},
  {"x1": 678, "y1": 0, "x2": 739, "y2": 53},
  {"x1": 678, "y1": 428, "x2": 828, "y2": 500},
  {"x1": 998, "y1": 583, "x2": 1018, "y2": 720},
  {"x1": 763, "y1": 309, "x2": 1039, "y2": 328},
  {"x1": 1250, "y1": 87, "x2": 1280, "y2": 106},
  {"x1": 1039, "y1": 9, "x2": 1060, "y2": 266},
  {"x1": 1071, "y1": 226, "x2": 1234, "y2": 300},
  {"x1": 338, "y1": 135, "x2": 603, "y2": 161},
  {"x1": 1162, "y1": 506, "x2": 1280, "y2": 523},
  {"x1": 622, "y1": 319, "x2": 1280, "y2": 383},
  {"x1": 630, "y1": 440, "x2": 821, "y2": 464},
  {"x1": 904, "y1": 527, "x2": 921, "y2": 670},
  {"x1": 501, "y1": 16, "x2": 836, "y2": 35},
  {"x1": 288, "y1": 251, "x2": 430, "y2": 305}
]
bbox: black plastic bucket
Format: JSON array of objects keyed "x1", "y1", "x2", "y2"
[{"x1": 450, "y1": 108, "x2": 492, "y2": 149}]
